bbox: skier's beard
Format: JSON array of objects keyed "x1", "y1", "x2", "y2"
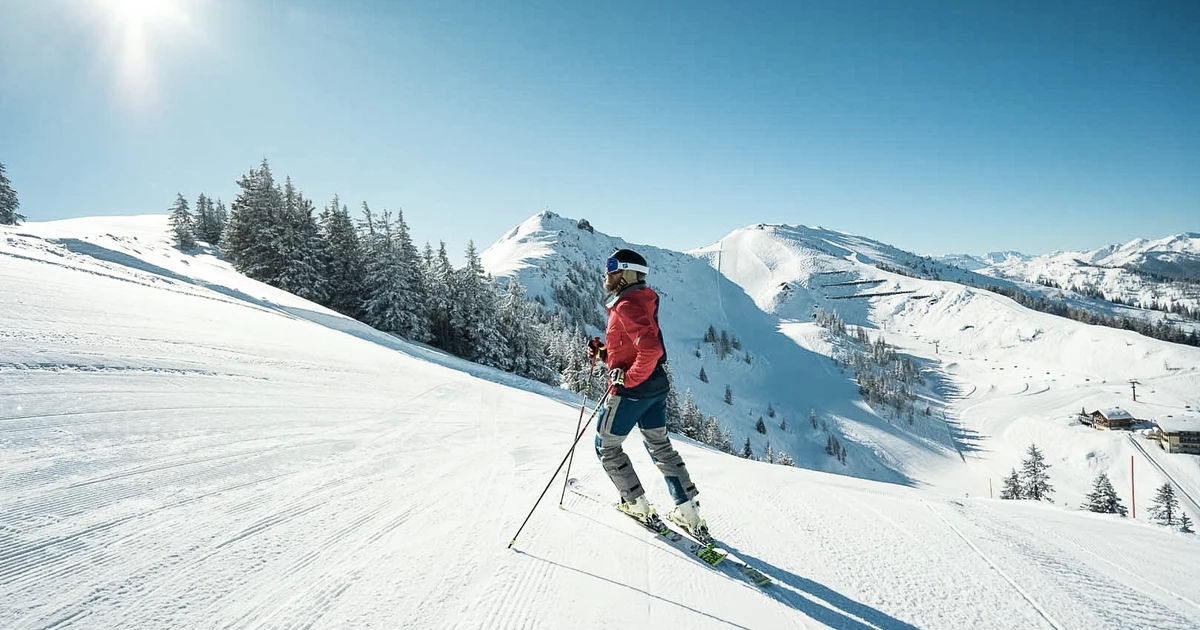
[{"x1": 604, "y1": 273, "x2": 626, "y2": 294}]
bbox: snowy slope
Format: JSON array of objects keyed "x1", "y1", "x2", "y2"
[
  {"x1": 4, "y1": 216, "x2": 1200, "y2": 629},
  {"x1": 686, "y1": 223, "x2": 1200, "y2": 522}
]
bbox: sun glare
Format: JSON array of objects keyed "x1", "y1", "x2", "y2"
[
  {"x1": 107, "y1": 0, "x2": 174, "y2": 26},
  {"x1": 91, "y1": 0, "x2": 190, "y2": 111}
]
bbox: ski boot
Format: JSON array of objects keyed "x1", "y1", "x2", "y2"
[
  {"x1": 669, "y1": 498, "x2": 712, "y2": 544},
  {"x1": 618, "y1": 495, "x2": 668, "y2": 532}
]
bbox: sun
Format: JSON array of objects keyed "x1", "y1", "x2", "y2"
[
  {"x1": 89, "y1": 0, "x2": 190, "y2": 110},
  {"x1": 106, "y1": 0, "x2": 175, "y2": 27}
]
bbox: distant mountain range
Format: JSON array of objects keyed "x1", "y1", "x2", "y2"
[{"x1": 938, "y1": 233, "x2": 1200, "y2": 317}]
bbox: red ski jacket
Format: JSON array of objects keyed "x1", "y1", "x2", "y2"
[{"x1": 604, "y1": 283, "x2": 670, "y2": 398}]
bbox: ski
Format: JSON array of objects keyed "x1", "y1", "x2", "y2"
[
  {"x1": 621, "y1": 510, "x2": 683, "y2": 542},
  {"x1": 665, "y1": 522, "x2": 773, "y2": 587},
  {"x1": 566, "y1": 481, "x2": 771, "y2": 587}
]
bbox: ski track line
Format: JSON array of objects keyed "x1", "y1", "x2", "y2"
[
  {"x1": 0, "y1": 422, "x2": 319, "y2": 471},
  {"x1": 0, "y1": 443, "x2": 271, "y2": 523},
  {"x1": 918, "y1": 499, "x2": 1062, "y2": 630},
  {"x1": 110, "y1": 469, "x2": 385, "y2": 626},
  {"x1": 1001, "y1": 504, "x2": 1200, "y2": 614},
  {"x1": 277, "y1": 569, "x2": 363, "y2": 630},
  {"x1": 0, "y1": 400, "x2": 388, "y2": 505},
  {"x1": 498, "y1": 502, "x2": 641, "y2": 630},
  {"x1": 1, "y1": 445, "x2": 363, "y2": 607},
  {"x1": 0, "y1": 449, "x2": 331, "y2": 597},
  {"x1": 1, "y1": 438, "x2": 326, "y2": 528},
  {"x1": 955, "y1": 502, "x2": 1198, "y2": 630},
  {"x1": 0, "y1": 363, "x2": 223, "y2": 378},
  {"x1": 1127, "y1": 435, "x2": 1200, "y2": 516},
  {"x1": 215, "y1": 504, "x2": 387, "y2": 630},
  {"x1": 100, "y1": 479, "x2": 374, "y2": 626},
  {"x1": 0, "y1": 404, "x2": 351, "y2": 433},
  {"x1": 4, "y1": 382, "x2": 475, "y2": 626}
]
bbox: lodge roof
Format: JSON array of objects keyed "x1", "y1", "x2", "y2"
[
  {"x1": 1156, "y1": 415, "x2": 1200, "y2": 434},
  {"x1": 1094, "y1": 408, "x2": 1134, "y2": 421}
]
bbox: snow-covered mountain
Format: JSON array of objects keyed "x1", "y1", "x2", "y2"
[
  {"x1": 942, "y1": 234, "x2": 1200, "y2": 320},
  {"x1": 482, "y1": 213, "x2": 1200, "y2": 533},
  {"x1": 4, "y1": 215, "x2": 1200, "y2": 629},
  {"x1": 941, "y1": 251, "x2": 1032, "y2": 270},
  {"x1": 481, "y1": 212, "x2": 919, "y2": 485}
]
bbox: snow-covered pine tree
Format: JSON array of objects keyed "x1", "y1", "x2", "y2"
[
  {"x1": 755, "y1": 417, "x2": 766, "y2": 434},
  {"x1": 724, "y1": 384, "x2": 733, "y2": 405},
  {"x1": 1020, "y1": 444, "x2": 1054, "y2": 501},
  {"x1": 497, "y1": 278, "x2": 555, "y2": 383},
  {"x1": 393, "y1": 209, "x2": 430, "y2": 338},
  {"x1": 449, "y1": 241, "x2": 504, "y2": 364},
  {"x1": 1081, "y1": 472, "x2": 1127, "y2": 516},
  {"x1": 224, "y1": 159, "x2": 283, "y2": 277},
  {"x1": 719, "y1": 330, "x2": 731, "y2": 358},
  {"x1": 1149, "y1": 483, "x2": 1179, "y2": 526},
  {"x1": 742, "y1": 437, "x2": 752, "y2": 459},
  {"x1": 0, "y1": 163, "x2": 24, "y2": 225},
  {"x1": 273, "y1": 179, "x2": 326, "y2": 302},
  {"x1": 1180, "y1": 513, "x2": 1194, "y2": 534},
  {"x1": 424, "y1": 241, "x2": 456, "y2": 351},
  {"x1": 839, "y1": 445, "x2": 847, "y2": 464},
  {"x1": 765, "y1": 441, "x2": 775, "y2": 464},
  {"x1": 1000, "y1": 468, "x2": 1022, "y2": 500},
  {"x1": 776, "y1": 451, "x2": 794, "y2": 466},
  {"x1": 779, "y1": 417, "x2": 787, "y2": 431},
  {"x1": 810, "y1": 408, "x2": 818, "y2": 430},
  {"x1": 193, "y1": 193, "x2": 224, "y2": 245},
  {"x1": 317, "y1": 196, "x2": 366, "y2": 318},
  {"x1": 703, "y1": 416, "x2": 723, "y2": 450},
  {"x1": 720, "y1": 426, "x2": 735, "y2": 454},
  {"x1": 362, "y1": 208, "x2": 432, "y2": 342},
  {"x1": 680, "y1": 390, "x2": 702, "y2": 440},
  {"x1": 193, "y1": 193, "x2": 211, "y2": 243},
  {"x1": 767, "y1": 403, "x2": 775, "y2": 418},
  {"x1": 211, "y1": 199, "x2": 228, "y2": 246},
  {"x1": 698, "y1": 366, "x2": 708, "y2": 383},
  {"x1": 168, "y1": 193, "x2": 196, "y2": 249},
  {"x1": 704, "y1": 325, "x2": 717, "y2": 343},
  {"x1": 663, "y1": 363, "x2": 683, "y2": 432}
]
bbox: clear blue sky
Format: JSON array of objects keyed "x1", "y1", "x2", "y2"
[{"x1": 1, "y1": 0, "x2": 1197, "y2": 260}]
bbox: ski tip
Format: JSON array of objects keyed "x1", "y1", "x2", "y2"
[
  {"x1": 557, "y1": 503, "x2": 564, "y2": 510},
  {"x1": 507, "y1": 540, "x2": 516, "y2": 549}
]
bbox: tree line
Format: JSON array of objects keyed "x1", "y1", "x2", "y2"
[
  {"x1": 169, "y1": 159, "x2": 585, "y2": 385},
  {"x1": 1036, "y1": 277, "x2": 1200, "y2": 323},
  {"x1": 165, "y1": 159, "x2": 755, "y2": 458}
]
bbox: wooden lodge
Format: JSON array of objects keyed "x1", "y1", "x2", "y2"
[{"x1": 1088, "y1": 408, "x2": 1134, "y2": 431}]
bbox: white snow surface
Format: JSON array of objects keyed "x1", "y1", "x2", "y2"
[{"x1": 3, "y1": 215, "x2": 1200, "y2": 629}]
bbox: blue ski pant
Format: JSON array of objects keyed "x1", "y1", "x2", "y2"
[{"x1": 594, "y1": 391, "x2": 698, "y2": 505}]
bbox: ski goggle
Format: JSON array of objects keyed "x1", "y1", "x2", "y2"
[{"x1": 605, "y1": 256, "x2": 649, "y2": 275}]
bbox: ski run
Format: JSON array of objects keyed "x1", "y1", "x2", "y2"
[{"x1": 3, "y1": 215, "x2": 1200, "y2": 629}]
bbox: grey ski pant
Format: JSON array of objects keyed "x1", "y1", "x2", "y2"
[{"x1": 594, "y1": 391, "x2": 698, "y2": 505}]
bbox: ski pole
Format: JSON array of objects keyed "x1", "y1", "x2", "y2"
[
  {"x1": 508, "y1": 388, "x2": 611, "y2": 549},
  {"x1": 558, "y1": 350, "x2": 601, "y2": 508}
]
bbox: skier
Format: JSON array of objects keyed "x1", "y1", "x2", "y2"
[{"x1": 587, "y1": 248, "x2": 709, "y2": 540}]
